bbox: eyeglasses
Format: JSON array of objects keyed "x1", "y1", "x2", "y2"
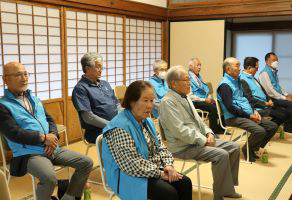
[{"x1": 5, "y1": 72, "x2": 30, "y2": 78}]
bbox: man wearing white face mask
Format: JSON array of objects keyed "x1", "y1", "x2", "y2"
[
  {"x1": 259, "y1": 52, "x2": 292, "y2": 132},
  {"x1": 149, "y1": 60, "x2": 169, "y2": 118}
]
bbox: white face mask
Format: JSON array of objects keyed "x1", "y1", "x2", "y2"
[
  {"x1": 271, "y1": 61, "x2": 279, "y2": 69},
  {"x1": 158, "y1": 71, "x2": 167, "y2": 79}
]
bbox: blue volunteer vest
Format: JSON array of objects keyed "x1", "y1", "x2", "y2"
[
  {"x1": 102, "y1": 109, "x2": 158, "y2": 200},
  {"x1": 259, "y1": 65, "x2": 283, "y2": 95},
  {"x1": 240, "y1": 72, "x2": 267, "y2": 102},
  {"x1": 217, "y1": 74, "x2": 253, "y2": 119},
  {"x1": 189, "y1": 71, "x2": 209, "y2": 99},
  {"x1": 0, "y1": 89, "x2": 48, "y2": 157},
  {"x1": 149, "y1": 75, "x2": 168, "y2": 118}
]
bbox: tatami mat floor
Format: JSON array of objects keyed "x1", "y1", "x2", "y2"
[{"x1": 9, "y1": 131, "x2": 292, "y2": 200}]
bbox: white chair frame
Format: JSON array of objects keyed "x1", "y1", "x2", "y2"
[
  {"x1": 96, "y1": 135, "x2": 116, "y2": 200},
  {"x1": 215, "y1": 98, "x2": 251, "y2": 163}
]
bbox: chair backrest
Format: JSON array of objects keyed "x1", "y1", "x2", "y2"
[
  {"x1": 114, "y1": 85, "x2": 127, "y2": 102},
  {"x1": 96, "y1": 135, "x2": 114, "y2": 195},
  {"x1": 206, "y1": 82, "x2": 213, "y2": 97},
  {"x1": 157, "y1": 119, "x2": 167, "y2": 142},
  {"x1": 0, "y1": 169, "x2": 11, "y2": 200},
  {"x1": 215, "y1": 98, "x2": 226, "y2": 130},
  {"x1": 0, "y1": 136, "x2": 11, "y2": 181}
]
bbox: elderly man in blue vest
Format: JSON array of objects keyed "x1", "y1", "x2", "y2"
[
  {"x1": 240, "y1": 57, "x2": 289, "y2": 131},
  {"x1": 0, "y1": 62, "x2": 93, "y2": 200},
  {"x1": 149, "y1": 59, "x2": 169, "y2": 118},
  {"x1": 259, "y1": 52, "x2": 292, "y2": 133},
  {"x1": 217, "y1": 57, "x2": 277, "y2": 162},
  {"x1": 160, "y1": 65, "x2": 241, "y2": 200},
  {"x1": 188, "y1": 58, "x2": 224, "y2": 135},
  {"x1": 72, "y1": 52, "x2": 120, "y2": 143}
]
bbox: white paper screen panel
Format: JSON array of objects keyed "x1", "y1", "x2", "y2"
[
  {"x1": 66, "y1": 10, "x2": 125, "y2": 92},
  {"x1": 126, "y1": 18, "x2": 162, "y2": 86},
  {"x1": 0, "y1": 2, "x2": 62, "y2": 100}
]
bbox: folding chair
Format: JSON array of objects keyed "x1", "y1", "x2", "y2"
[
  {"x1": 157, "y1": 120, "x2": 211, "y2": 200},
  {"x1": 0, "y1": 169, "x2": 11, "y2": 200},
  {"x1": 215, "y1": 98, "x2": 251, "y2": 163},
  {"x1": 114, "y1": 85, "x2": 127, "y2": 103},
  {"x1": 1, "y1": 124, "x2": 71, "y2": 200},
  {"x1": 96, "y1": 135, "x2": 116, "y2": 200}
]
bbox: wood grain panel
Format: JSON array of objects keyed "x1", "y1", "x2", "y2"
[
  {"x1": 168, "y1": 0, "x2": 292, "y2": 20},
  {"x1": 66, "y1": 99, "x2": 82, "y2": 143},
  {"x1": 25, "y1": 0, "x2": 168, "y2": 20}
]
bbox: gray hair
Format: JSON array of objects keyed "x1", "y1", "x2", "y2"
[
  {"x1": 223, "y1": 57, "x2": 239, "y2": 73},
  {"x1": 188, "y1": 57, "x2": 199, "y2": 69},
  {"x1": 166, "y1": 65, "x2": 188, "y2": 89},
  {"x1": 81, "y1": 52, "x2": 103, "y2": 73},
  {"x1": 153, "y1": 59, "x2": 167, "y2": 71}
]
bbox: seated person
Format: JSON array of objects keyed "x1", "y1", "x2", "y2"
[
  {"x1": 240, "y1": 57, "x2": 288, "y2": 128},
  {"x1": 72, "y1": 52, "x2": 119, "y2": 143},
  {"x1": 188, "y1": 58, "x2": 224, "y2": 134},
  {"x1": 160, "y1": 65, "x2": 241, "y2": 200},
  {"x1": 0, "y1": 62, "x2": 93, "y2": 200},
  {"x1": 102, "y1": 80, "x2": 192, "y2": 200},
  {"x1": 259, "y1": 52, "x2": 292, "y2": 132},
  {"x1": 217, "y1": 57, "x2": 278, "y2": 162},
  {"x1": 149, "y1": 59, "x2": 169, "y2": 118}
]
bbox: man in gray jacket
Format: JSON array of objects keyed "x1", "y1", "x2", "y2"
[{"x1": 159, "y1": 65, "x2": 241, "y2": 200}]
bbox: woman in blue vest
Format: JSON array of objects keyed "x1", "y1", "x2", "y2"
[{"x1": 102, "y1": 80, "x2": 192, "y2": 200}]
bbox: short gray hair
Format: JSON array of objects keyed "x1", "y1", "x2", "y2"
[
  {"x1": 81, "y1": 52, "x2": 103, "y2": 73},
  {"x1": 153, "y1": 59, "x2": 167, "y2": 71},
  {"x1": 166, "y1": 65, "x2": 188, "y2": 89},
  {"x1": 223, "y1": 57, "x2": 239, "y2": 73},
  {"x1": 188, "y1": 57, "x2": 199, "y2": 69}
]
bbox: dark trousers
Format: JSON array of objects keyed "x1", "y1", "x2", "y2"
[
  {"x1": 193, "y1": 101, "x2": 222, "y2": 133},
  {"x1": 273, "y1": 99, "x2": 292, "y2": 131},
  {"x1": 225, "y1": 118, "x2": 278, "y2": 151},
  {"x1": 258, "y1": 107, "x2": 288, "y2": 126},
  {"x1": 147, "y1": 176, "x2": 192, "y2": 200}
]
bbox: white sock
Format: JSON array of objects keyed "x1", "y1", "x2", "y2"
[{"x1": 61, "y1": 193, "x2": 75, "y2": 200}]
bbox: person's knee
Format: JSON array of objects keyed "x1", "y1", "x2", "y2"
[
  {"x1": 217, "y1": 149, "x2": 229, "y2": 161},
  {"x1": 251, "y1": 126, "x2": 265, "y2": 137},
  {"x1": 181, "y1": 175, "x2": 192, "y2": 189},
  {"x1": 42, "y1": 173, "x2": 57, "y2": 187},
  {"x1": 80, "y1": 155, "x2": 94, "y2": 172}
]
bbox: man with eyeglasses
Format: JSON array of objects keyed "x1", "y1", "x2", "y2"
[
  {"x1": 72, "y1": 52, "x2": 120, "y2": 144},
  {"x1": 217, "y1": 57, "x2": 277, "y2": 162},
  {"x1": 0, "y1": 61, "x2": 93, "y2": 200},
  {"x1": 159, "y1": 65, "x2": 241, "y2": 200},
  {"x1": 240, "y1": 57, "x2": 289, "y2": 131},
  {"x1": 149, "y1": 59, "x2": 169, "y2": 118}
]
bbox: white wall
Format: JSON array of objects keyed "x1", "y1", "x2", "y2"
[{"x1": 127, "y1": 0, "x2": 167, "y2": 8}]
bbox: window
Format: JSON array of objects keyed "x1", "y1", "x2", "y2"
[
  {"x1": 233, "y1": 30, "x2": 292, "y2": 93},
  {"x1": 126, "y1": 18, "x2": 162, "y2": 85},
  {"x1": 0, "y1": 2, "x2": 62, "y2": 100}
]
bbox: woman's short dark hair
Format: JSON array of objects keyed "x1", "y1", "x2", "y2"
[{"x1": 122, "y1": 80, "x2": 153, "y2": 110}]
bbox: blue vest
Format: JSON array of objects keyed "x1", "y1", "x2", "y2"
[
  {"x1": 260, "y1": 65, "x2": 283, "y2": 95},
  {"x1": 102, "y1": 109, "x2": 158, "y2": 200},
  {"x1": 0, "y1": 89, "x2": 48, "y2": 157},
  {"x1": 240, "y1": 72, "x2": 267, "y2": 103},
  {"x1": 149, "y1": 75, "x2": 168, "y2": 118},
  {"x1": 189, "y1": 71, "x2": 209, "y2": 98},
  {"x1": 217, "y1": 74, "x2": 253, "y2": 119}
]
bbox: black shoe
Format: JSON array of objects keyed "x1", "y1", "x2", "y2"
[
  {"x1": 242, "y1": 145, "x2": 256, "y2": 162},
  {"x1": 224, "y1": 192, "x2": 242, "y2": 198},
  {"x1": 252, "y1": 151, "x2": 260, "y2": 159},
  {"x1": 284, "y1": 127, "x2": 292, "y2": 133}
]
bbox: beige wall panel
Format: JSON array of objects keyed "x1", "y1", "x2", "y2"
[{"x1": 170, "y1": 20, "x2": 225, "y2": 94}]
